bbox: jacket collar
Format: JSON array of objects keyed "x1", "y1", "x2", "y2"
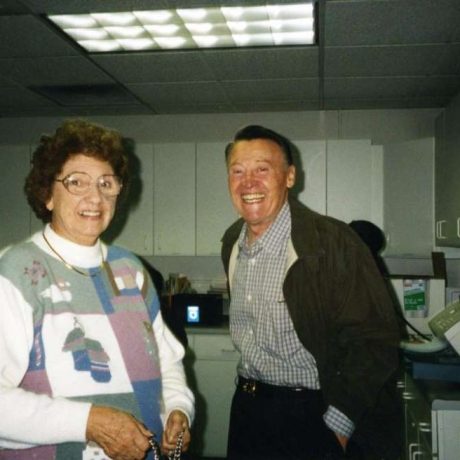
[
  {"x1": 287, "y1": 196, "x2": 323, "y2": 258},
  {"x1": 223, "y1": 197, "x2": 324, "y2": 288}
]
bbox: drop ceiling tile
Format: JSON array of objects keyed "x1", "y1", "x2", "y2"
[
  {"x1": 202, "y1": 47, "x2": 318, "y2": 80},
  {"x1": 147, "y1": 102, "x2": 235, "y2": 114},
  {"x1": 93, "y1": 52, "x2": 216, "y2": 83},
  {"x1": 325, "y1": 0, "x2": 460, "y2": 46},
  {"x1": 0, "y1": 85, "x2": 55, "y2": 107},
  {"x1": 30, "y1": 83, "x2": 141, "y2": 106},
  {"x1": 325, "y1": 45, "x2": 459, "y2": 77},
  {"x1": 418, "y1": 76, "x2": 460, "y2": 98},
  {"x1": 0, "y1": 56, "x2": 115, "y2": 86},
  {"x1": 233, "y1": 100, "x2": 321, "y2": 112},
  {"x1": 324, "y1": 77, "x2": 424, "y2": 99},
  {"x1": 65, "y1": 105, "x2": 154, "y2": 116},
  {"x1": 0, "y1": 15, "x2": 80, "y2": 58},
  {"x1": 324, "y1": 97, "x2": 448, "y2": 111},
  {"x1": 127, "y1": 81, "x2": 229, "y2": 106},
  {"x1": 20, "y1": 0, "x2": 171, "y2": 14},
  {"x1": 221, "y1": 79, "x2": 319, "y2": 103},
  {"x1": 0, "y1": 106, "x2": 74, "y2": 117}
]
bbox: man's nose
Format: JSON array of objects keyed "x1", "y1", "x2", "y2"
[{"x1": 241, "y1": 170, "x2": 256, "y2": 186}]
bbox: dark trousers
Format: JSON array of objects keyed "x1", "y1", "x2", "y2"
[{"x1": 227, "y1": 379, "x2": 360, "y2": 460}]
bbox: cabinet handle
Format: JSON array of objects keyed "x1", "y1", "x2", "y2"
[
  {"x1": 409, "y1": 442, "x2": 419, "y2": 457},
  {"x1": 221, "y1": 348, "x2": 236, "y2": 353},
  {"x1": 457, "y1": 218, "x2": 460, "y2": 238},
  {"x1": 436, "y1": 220, "x2": 447, "y2": 239},
  {"x1": 418, "y1": 422, "x2": 431, "y2": 433}
]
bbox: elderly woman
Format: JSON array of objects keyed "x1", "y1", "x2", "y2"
[{"x1": 0, "y1": 120, "x2": 194, "y2": 460}]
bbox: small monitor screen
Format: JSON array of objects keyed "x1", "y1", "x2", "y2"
[{"x1": 186, "y1": 305, "x2": 200, "y2": 323}]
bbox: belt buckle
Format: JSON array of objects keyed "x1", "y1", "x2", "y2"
[{"x1": 242, "y1": 379, "x2": 257, "y2": 396}]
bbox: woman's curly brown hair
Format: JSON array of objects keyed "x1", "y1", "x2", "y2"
[{"x1": 24, "y1": 119, "x2": 129, "y2": 223}]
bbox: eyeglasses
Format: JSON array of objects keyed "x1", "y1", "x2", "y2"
[{"x1": 55, "y1": 172, "x2": 123, "y2": 197}]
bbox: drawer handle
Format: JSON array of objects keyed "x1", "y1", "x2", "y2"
[
  {"x1": 221, "y1": 348, "x2": 236, "y2": 353},
  {"x1": 418, "y1": 422, "x2": 431, "y2": 433}
]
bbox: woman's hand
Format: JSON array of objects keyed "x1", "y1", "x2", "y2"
[
  {"x1": 161, "y1": 410, "x2": 191, "y2": 455},
  {"x1": 86, "y1": 405, "x2": 153, "y2": 460}
]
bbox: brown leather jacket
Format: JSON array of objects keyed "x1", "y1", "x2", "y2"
[{"x1": 222, "y1": 197, "x2": 402, "y2": 458}]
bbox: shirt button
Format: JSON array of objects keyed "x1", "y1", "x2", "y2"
[
  {"x1": 247, "y1": 294, "x2": 252, "y2": 302},
  {"x1": 250, "y1": 258, "x2": 256, "y2": 265}
]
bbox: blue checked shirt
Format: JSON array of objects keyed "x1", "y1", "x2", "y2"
[{"x1": 230, "y1": 201, "x2": 354, "y2": 438}]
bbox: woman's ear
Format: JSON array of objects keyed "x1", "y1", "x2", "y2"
[{"x1": 46, "y1": 197, "x2": 54, "y2": 211}]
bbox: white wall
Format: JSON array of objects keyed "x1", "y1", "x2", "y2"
[
  {"x1": 0, "y1": 108, "x2": 443, "y2": 291},
  {"x1": 0, "y1": 108, "x2": 438, "y2": 145}
]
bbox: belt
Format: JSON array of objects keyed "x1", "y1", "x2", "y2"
[{"x1": 237, "y1": 376, "x2": 317, "y2": 398}]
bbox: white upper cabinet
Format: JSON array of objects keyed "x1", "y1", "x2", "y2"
[
  {"x1": 107, "y1": 144, "x2": 155, "y2": 255},
  {"x1": 434, "y1": 98, "x2": 460, "y2": 249},
  {"x1": 293, "y1": 140, "x2": 327, "y2": 214},
  {"x1": 326, "y1": 139, "x2": 379, "y2": 224},
  {"x1": 153, "y1": 143, "x2": 196, "y2": 256},
  {"x1": 383, "y1": 138, "x2": 434, "y2": 256},
  {"x1": 0, "y1": 145, "x2": 32, "y2": 249},
  {"x1": 196, "y1": 142, "x2": 238, "y2": 256}
]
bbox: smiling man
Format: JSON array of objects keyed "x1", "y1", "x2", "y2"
[{"x1": 221, "y1": 125, "x2": 402, "y2": 460}]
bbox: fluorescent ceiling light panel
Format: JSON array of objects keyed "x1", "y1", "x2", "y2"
[{"x1": 48, "y1": 2, "x2": 315, "y2": 52}]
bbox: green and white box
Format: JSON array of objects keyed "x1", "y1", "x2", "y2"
[{"x1": 403, "y1": 279, "x2": 428, "y2": 318}]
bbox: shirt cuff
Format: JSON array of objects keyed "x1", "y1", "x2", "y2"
[{"x1": 323, "y1": 405, "x2": 355, "y2": 438}]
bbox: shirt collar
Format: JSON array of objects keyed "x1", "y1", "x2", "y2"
[{"x1": 238, "y1": 201, "x2": 291, "y2": 257}]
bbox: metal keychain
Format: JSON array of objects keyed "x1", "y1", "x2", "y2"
[{"x1": 149, "y1": 430, "x2": 184, "y2": 460}]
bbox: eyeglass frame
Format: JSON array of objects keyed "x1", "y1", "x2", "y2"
[{"x1": 55, "y1": 171, "x2": 123, "y2": 197}]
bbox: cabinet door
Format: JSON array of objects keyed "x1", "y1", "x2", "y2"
[
  {"x1": 434, "y1": 409, "x2": 460, "y2": 460},
  {"x1": 435, "y1": 104, "x2": 460, "y2": 247},
  {"x1": 105, "y1": 144, "x2": 155, "y2": 255},
  {"x1": 294, "y1": 140, "x2": 326, "y2": 214},
  {"x1": 327, "y1": 139, "x2": 379, "y2": 223},
  {"x1": 187, "y1": 333, "x2": 239, "y2": 458},
  {"x1": 383, "y1": 138, "x2": 434, "y2": 256},
  {"x1": 153, "y1": 143, "x2": 196, "y2": 255},
  {"x1": 0, "y1": 145, "x2": 33, "y2": 248},
  {"x1": 196, "y1": 142, "x2": 238, "y2": 255}
]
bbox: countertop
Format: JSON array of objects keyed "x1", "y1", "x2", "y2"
[{"x1": 185, "y1": 317, "x2": 230, "y2": 335}]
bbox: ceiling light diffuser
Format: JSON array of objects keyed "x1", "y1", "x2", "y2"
[{"x1": 48, "y1": 2, "x2": 315, "y2": 52}]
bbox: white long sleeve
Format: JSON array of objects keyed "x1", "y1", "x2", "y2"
[
  {"x1": 0, "y1": 275, "x2": 92, "y2": 448},
  {"x1": 153, "y1": 311, "x2": 195, "y2": 425}
]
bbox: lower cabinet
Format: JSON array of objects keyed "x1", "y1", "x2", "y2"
[
  {"x1": 398, "y1": 371, "x2": 460, "y2": 460},
  {"x1": 184, "y1": 331, "x2": 240, "y2": 458},
  {"x1": 431, "y1": 401, "x2": 460, "y2": 460}
]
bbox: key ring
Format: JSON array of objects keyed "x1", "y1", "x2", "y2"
[{"x1": 149, "y1": 430, "x2": 184, "y2": 460}]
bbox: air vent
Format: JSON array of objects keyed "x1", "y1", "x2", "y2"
[{"x1": 29, "y1": 84, "x2": 138, "y2": 106}]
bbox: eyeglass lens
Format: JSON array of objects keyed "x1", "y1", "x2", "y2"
[{"x1": 59, "y1": 172, "x2": 122, "y2": 196}]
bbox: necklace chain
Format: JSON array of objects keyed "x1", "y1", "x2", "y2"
[
  {"x1": 149, "y1": 430, "x2": 184, "y2": 460},
  {"x1": 42, "y1": 232, "x2": 104, "y2": 277}
]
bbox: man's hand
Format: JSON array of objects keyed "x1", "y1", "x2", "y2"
[
  {"x1": 86, "y1": 405, "x2": 153, "y2": 460},
  {"x1": 161, "y1": 410, "x2": 191, "y2": 455}
]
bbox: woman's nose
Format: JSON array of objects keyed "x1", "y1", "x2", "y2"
[{"x1": 84, "y1": 182, "x2": 104, "y2": 201}]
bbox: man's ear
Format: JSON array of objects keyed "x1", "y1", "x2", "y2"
[{"x1": 286, "y1": 165, "x2": 296, "y2": 189}]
